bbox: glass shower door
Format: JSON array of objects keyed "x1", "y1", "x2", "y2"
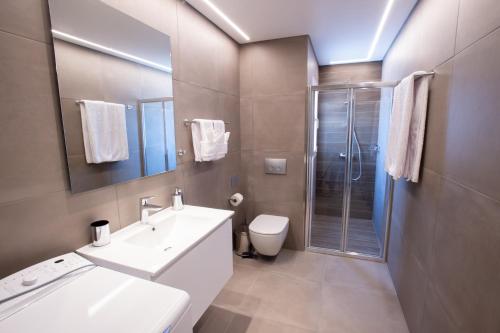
[
  {"x1": 345, "y1": 87, "x2": 392, "y2": 257},
  {"x1": 309, "y1": 89, "x2": 349, "y2": 251},
  {"x1": 307, "y1": 85, "x2": 394, "y2": 260}
]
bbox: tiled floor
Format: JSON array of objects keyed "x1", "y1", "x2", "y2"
[
  {"x1": 194, "y1": 250, "x2": 409, "y2": 333},
  {"x1": 310, "y1": 215, "x2": 381, "y2": 256}
]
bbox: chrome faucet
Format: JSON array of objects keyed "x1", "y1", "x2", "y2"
[{"x1": 140, "y1": 196, "x2": 162, "y2": 224}]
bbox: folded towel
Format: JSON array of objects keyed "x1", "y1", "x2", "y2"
[
  {"x1": 213, "y1": 120, "x2": 230, "y2": 160},
  {"x1": 191, "y1": 119, "x2": 230, "y2": 162},
  {"x1": 385, "y1": 71, "x2": 431, "y2": 182},
  {"x1": 192, "y1": 119, "x2": 215, "y2": 161},
  {"x1": 80, "y1": 100, "x2": 129, "y2": 164}
]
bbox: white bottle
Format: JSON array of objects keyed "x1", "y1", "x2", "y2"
[{"x1": 172, "y1": 187, "x2": 184, "y2": 210}]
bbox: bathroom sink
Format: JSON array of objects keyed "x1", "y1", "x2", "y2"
[
  {"x1": 77, "y1": 205, "x2": 234, "y2": 279},
  {"x1": 124, "y1": 214, "x2": 207, "y2": 250}
]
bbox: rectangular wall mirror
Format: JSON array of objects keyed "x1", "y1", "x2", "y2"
[{"x1": 48, "y1": 0, "x2": 176, "y2": 193}]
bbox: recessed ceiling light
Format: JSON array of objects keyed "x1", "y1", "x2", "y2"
[
  {"x1": 367, "y1": 0, "x2": 395, "y2": 59},
  {"x1": 202, "y1": 0, "x2": 250, "y2": 41},
  {"x1": 329, "y1": 0, "x2": 395, "y2": 65},
  {"x1": 52, "y1": 29, "x2": 172, "y2": 73}
]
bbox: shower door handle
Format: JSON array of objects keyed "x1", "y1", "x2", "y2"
[{"x1": 340, "y1": 152, "x2": 358, "y2": 161}]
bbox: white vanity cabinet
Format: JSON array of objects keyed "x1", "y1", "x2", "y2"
[{"x1": 77, "y1": 205, "x2": 234, "y2": 326}]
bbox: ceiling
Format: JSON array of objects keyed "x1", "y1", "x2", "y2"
[{"x1": 185, "y1": 0, "x2": 417, "y2": 66}]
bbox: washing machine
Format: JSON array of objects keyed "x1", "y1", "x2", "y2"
[{"x1": 0, "y1": 252, "x2": 192, "y2": 333}]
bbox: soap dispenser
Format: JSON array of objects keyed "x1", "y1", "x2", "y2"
[{"x1": 172, "y1": 187, "x2": 184, "y2": 210}]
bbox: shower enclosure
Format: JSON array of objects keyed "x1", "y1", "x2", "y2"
[{"x1": 306, "y1": 82, "x2": 394, "y2": 260}]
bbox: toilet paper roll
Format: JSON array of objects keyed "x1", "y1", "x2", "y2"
[{"x1": 229, "y1": 193, "x2": 244, "y2": 207}]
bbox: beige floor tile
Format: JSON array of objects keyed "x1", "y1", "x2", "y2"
[
  {"x1": 263, "y1": 249, "x2": 327, "y2": 283},
  {"x1": 212, "y1": 263, "x2": 263, "y2": 316},
  {"x1": 233, "y1": 249, "x2": 327, "y2": 283},
  {"x1": 209, "y1": 250, "x2": 407, "y2": 333},
  {"x1": 323, "y1": 256, "x2": 396, "y2": 294},
  {"x1": 249, "y1": 271, "x2": 322, "y2": 330},
  {"x1": 224, "y1": 264, "x2": 262, "y2": 294},
  {"x1": 319, "y1": 285, "x2": 409, "y2": 333},
  {"x1": 213, "y1": 288, "x2": 262, "y2": 317}
]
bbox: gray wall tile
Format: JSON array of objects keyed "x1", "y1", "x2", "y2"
[
  {"x1": 0, "y1": 31, "x2": 68, "y2": 203},
  {"x1": 396, "y1": 170, "x2": 441, "y2": 272},
  {"x1": 418, "y1": 283, "x2": 459, "y2": 333},
  {"x1": 455, "y1": 0, "x2": 500, "y2": 53},
  {"x1": 177, "y1": 1, "x2": 231, "y2": 92},
  {"x1": 0, "y1": 186, "x2": 120, "y2": 276},
  {"x1": 219, "y1": 93, "x2": 241, "y2": 153},
  {"x1": 242, "y1": 37, "x2": 308, "y2": 97},
  {"x1": 445, "y1": 28, "x2": 500, "y2": 202},
  {"x1": 430, "y1": 180, "x2": 500, "y2": 332},
  {"x1": 0, "y1": 0, "x2": 51, "y2": 43},
  {"x1": 252, "y1": 94, "x2": 306, "y2": 153},
  {"x1": 240, "y1": 98, "x2": 253, "y2": 151},
  {"x1": 396, "y1": 250, "x2": 427, "y2": 333}
]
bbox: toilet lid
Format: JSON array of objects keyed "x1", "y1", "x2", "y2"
[{"x1": 249, "y1": 215, "x2": 289, "y2": 235}]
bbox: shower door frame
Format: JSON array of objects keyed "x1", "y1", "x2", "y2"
[{"x1": 305, "y1": 81, "x2": 396, "y2": 262}]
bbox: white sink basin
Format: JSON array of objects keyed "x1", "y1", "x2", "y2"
[{"x1": 124, "y1": 214, "x2": 207, "y2": 250}]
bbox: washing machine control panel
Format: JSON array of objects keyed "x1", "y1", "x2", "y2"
[{"x1": 0, "y1": 253, "x2": 92, "y2": 300}]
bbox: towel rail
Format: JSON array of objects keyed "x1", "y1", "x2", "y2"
[
  {"x1": 312, "y1": 71, "x2": 435, "y2": 91},
  {"x1": 184, "y1": 119, "x2": 230, "y2": 127},
  {"x1": 412, "y1": 71, "x2": 435, "y2": 79},
  {"x1": 75, "y1": 100, "x2": 134, "y2": 110}
]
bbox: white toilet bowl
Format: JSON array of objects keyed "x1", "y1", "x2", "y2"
[{"x1": 249, "y1": 214, "x2": 289, "y2": 256}]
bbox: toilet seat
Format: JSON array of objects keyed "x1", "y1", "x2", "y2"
[{"x1": 249, "y1": 215, "x2": 289, "y2": 235}]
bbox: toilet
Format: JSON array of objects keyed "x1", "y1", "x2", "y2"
[{"x1": 249, "y1": 214, "x2": 289, "y2": 256}]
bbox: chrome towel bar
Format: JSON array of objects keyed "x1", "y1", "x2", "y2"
[
  {"x1": 184, "y1": 118, "x2": 229, "y2": 126},
  {"x1": 75, "y1": 100, "x2": 134, "y2": 110}
]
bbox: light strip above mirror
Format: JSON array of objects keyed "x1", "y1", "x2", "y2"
[{"x1": 52, "y1": 29, "x2": 173, "y2": 73}]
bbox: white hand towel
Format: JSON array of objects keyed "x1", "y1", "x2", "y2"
[
  {"x1": 80, "y1": 100, "x2": 129, "y2": 164},
  {"x1": 213, "y1": 120, "x2": 229, "y2": 160},
  {"x1": 192, "y1": 119, "x2": 217, "y2": 162},
  {"x1": 403, "y1": 74, "x2": 431, "y2": 182},
  {"x1": 385, "y1": 71, "x2": 431, "y2": 182},
  {"x1": 191, "y1": 120, "x2": 203, "y2": 162},
  {"x1": 191, "y1": 119, "x2": 230, "y2": 162}
]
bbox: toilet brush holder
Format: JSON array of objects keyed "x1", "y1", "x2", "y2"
[{"x1": 236, "y1": 231, "x2": 250, "y2": 256}]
